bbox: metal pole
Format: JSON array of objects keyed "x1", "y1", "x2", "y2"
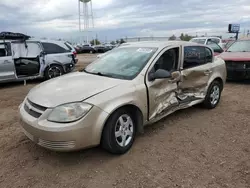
[
  {"x1": 78, "y1": 0, "x2": 81, "y2": 31},
  {"x1": 78, "y1": 0, "x2": 81, "y2": 44},
  {"x1": 235, "y1": 32, "x2": 239, "y2": 40},
  {"x1": 90, "y1": 1, "x2": 94, "y2": 28},
  {"x1": 85, "y1": 3, "x2": 89, "y2": 43}
]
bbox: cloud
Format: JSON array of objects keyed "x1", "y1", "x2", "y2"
[{"x1": 0, "y1": 0, "x2": 250, "y2": 41}]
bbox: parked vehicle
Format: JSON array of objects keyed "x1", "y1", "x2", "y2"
[
  {"x1": 0, "y1": 32, "x2": 77, "y2": 83},
  {"x1": 19, "y1": 41, "x2": 226, "y2": 154},
  {"x1": 190, "y1": 37, "x2": 224, "y2": 48},
  {"x1": 93, "y1": 45, "x2": 108, "y2": 53},
  {"x1": 219, "y1": 39, "x2": 250, "y2": 80}
]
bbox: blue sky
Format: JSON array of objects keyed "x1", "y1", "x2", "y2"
[{"x1": 0, "y1": 0, "x2": 250, "y2": 42}]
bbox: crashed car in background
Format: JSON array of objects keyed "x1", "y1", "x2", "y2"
[
  {"x1": 0, "y1": 32, "x2": 77, "y2": 83},
  {"x1": 19, "y1": 41, "x2": 226, "y2": 155},
  {"x1": 219, "y1": 39, "x2": 250, "y2": 80}
]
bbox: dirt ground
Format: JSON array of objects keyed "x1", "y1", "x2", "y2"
[{"x1": 0, "y1": 54, "x2": 249, "y2": 188}]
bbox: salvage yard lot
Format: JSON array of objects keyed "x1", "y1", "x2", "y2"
[{"x1": 0, "y1": 54, "x2": 250, "y2": 188}]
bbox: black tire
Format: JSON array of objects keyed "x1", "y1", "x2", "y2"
[
  {"x1": 101, "y1": 108, "x2": 136, "y2": 154},
  {"x1": 203, "y1": 80, "x2": 222, "y2": 109},
  {"x1": 44, "y1": 65, "x2": 64, "y2": 80}
]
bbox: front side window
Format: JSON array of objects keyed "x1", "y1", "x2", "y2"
[
  {"x1": 84, "y1": 47, "x2": 157, "y2": 80},
  {"x1": 154, "y1": 47, "x2": 179, "y2": 72},
  {"x1": 226, "y1": 40, "x2": 250, "y2": 52},
  {"x1": 183, "y1": 46, "x2": 206, "y2": 69},
  {"x1": 42, "y1": 42, "x2": 68, "y2": 54}
]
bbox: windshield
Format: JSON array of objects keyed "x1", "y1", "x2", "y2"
[
  {"x1": 84, "y1": 47, "x2": 157, "y2": 80},
  {"x1": 190, "y1": 38, "x2": 206, "y2": 44},
  {"x1": 227, "y1": 40, "x2": 250, "y2": 52}
]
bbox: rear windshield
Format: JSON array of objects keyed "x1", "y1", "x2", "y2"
[{"x1": 190, "y1": 38, "x2": 206, "y2": 44}]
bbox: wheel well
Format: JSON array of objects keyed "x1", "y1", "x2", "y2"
[
  {"x1": 214, "y1": 77, "x2": 224, "y2": 90},
  {"x1": 101, "y1": 104, "x2": 144, "y2": 138}
]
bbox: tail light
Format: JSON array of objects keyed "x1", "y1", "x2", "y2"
[{"x1": 73, "y1": 51, "x2": 77, "y2": 58}]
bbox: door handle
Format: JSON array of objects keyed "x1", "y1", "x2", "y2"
[{"x1": 204, "y1": 70, "x2": 212, "y2": 75}]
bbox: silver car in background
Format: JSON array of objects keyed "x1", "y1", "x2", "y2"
[{"x1": 0, "y1": 32, "x2": 77, "y2": 83}]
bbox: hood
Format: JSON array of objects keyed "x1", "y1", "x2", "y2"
[
  {"x1": 27, "y1": 72, "x2": 125, "y2": 107},
  {"x1": 219, "y1": 52, "x2": 250, "y2": 61}
]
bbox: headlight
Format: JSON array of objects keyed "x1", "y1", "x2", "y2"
[{"x1": 48, "y1": 102, "x2": 92, "y2": 123}]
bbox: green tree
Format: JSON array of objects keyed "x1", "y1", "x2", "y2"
[
  {"x1": 90, "y1": 39, "x2": 101, "y2": 45},
  {"x1": 179, "y1": 33, "x2": 193, "y2": 41},
  {"x1": 169, "y1": 35, "x2": 176, "y2": 41}
]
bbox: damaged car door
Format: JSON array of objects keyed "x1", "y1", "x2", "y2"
[
  {"x1": 12, "y1": 41, "x2": 44, "y2": 78},
  {"x1": 178, "y1": 45, "x2": 213, "y2": 103},
  {"x1": 146, "y1": 47, "x2": 181, "y2": 121}
]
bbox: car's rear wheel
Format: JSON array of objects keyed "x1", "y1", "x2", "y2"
[
  {"x1": 203, "y1": 80, "x2": 222, "y2": 109},
  {"x1": 101, "y1": 108, "x2": 136, "y2": 154},
  {"x1": 44, "y1": 65, "x2": 64, "y2": 80}
]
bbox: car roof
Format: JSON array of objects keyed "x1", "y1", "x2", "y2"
[{"x1": 118, "y1": 41, "x2": 206, "y2": 49}]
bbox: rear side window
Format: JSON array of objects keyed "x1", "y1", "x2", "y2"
[
  {"x1": 183, "y1": 46, "x2": 206, "y2": 69},
  {"x1": 42, "y1": 42, "x2": 67, "y2": 54}
]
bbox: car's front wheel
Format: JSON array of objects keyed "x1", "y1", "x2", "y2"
[
  {"x1": 203, "y1": 80, "x2": 222, "y2": 109},
  {"x1": 101, "y1": 108, "x2": 136, "y2": 154}
]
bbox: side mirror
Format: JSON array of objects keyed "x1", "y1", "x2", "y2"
[{"x1": 149, "y1": 69, "x2": 171, "y2": 81}]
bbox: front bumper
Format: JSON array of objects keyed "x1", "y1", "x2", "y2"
[
  {"x1": 226, "y1": 67, "x2": 250, "y2": 80},
  {"x1": 19, "y1": 101, "x2": 109, "y2": 151}
]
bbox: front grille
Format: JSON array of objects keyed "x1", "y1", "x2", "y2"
[
  {"x1": 225, "y1": 61, "x2": 250, "y2": 69},
  {"x1": 24, "y1": 103, "x2": 41, "y2": 118},
  {"x1": 24, "y1": 99, "x2": 47, "y2": 118},
  {"x1": 38, "y1": 139, "x2": 75, "y2": 149},
  {"x1": 27, "y1": 99, "x2": 47, "y2": 111}
]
